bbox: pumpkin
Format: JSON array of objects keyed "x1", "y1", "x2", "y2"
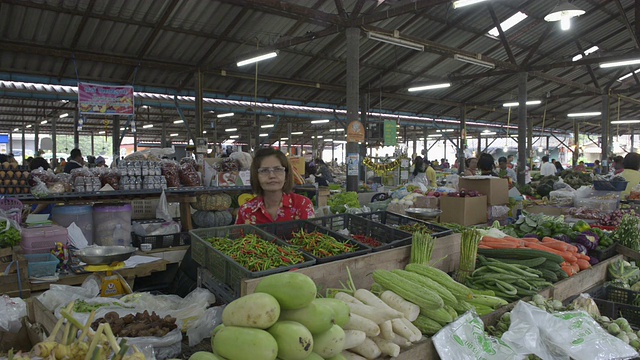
[
  {"x1": 192, "y1": 210, "x2": 233, "y2": 228},
  {"x1": 192, "y1": 193, "x2": 233, "y2": 211}
]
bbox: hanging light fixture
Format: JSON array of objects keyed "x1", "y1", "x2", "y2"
[{"x1": 544, "y1": 0, "x2": 585, "y2": 31}]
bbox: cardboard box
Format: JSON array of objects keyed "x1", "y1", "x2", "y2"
[
  {"x1": 459, "y1": 177, "x2": 509, "y2": 206},
  {"x1": 439, "y1": 195, "x2": 488, "y2": 226},
  {"x1": 317, "y1": 186, "x2": 330, "y2": 207}
]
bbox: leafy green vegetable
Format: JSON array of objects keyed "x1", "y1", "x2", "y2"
[
  {"x1": 0, "y1": 221, "x2": 21, "y2": 248},
  {"x1": 327, "y1": 191, "x2": 360, "y2": 214}
]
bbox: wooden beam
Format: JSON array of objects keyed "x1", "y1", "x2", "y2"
[{"x1": 487, "y1": 3, "x2": 517, "y2": 65}]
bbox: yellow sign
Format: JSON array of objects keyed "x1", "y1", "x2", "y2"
[
  {"x1": 288, "y1": 156, "x2": 305, "y2": 176},
  {"x1": 347, "y1": 121, "x2": 365, "y2": 143}
]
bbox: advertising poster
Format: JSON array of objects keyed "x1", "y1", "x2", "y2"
[
  {"x1": 347, "y1": 153, "x2": 359, "y2": 176},
  {"x1": 384, "y1": 120, "x2": 397, "y2": 146},
  {"x1": 346, "y1": 120, "x2": 365, "y2": 143},
  {"x1": 78, "y1": 82, "x2": 134, "y2": 115}
]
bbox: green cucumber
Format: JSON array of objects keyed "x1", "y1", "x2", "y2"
[{"x1": 486, "y1": 256, "x2": 548, "y2": 268}]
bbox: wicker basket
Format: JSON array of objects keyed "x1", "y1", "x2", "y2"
[{"x1": 0, "y1": 197, "x2": 23, "y2": 224}]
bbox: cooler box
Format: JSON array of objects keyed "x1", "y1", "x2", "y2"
[
  {"x1": 51, "y1": 205, "x2": 94, "y2": 245},
  {"x1": 21, "y1": 225, "x2": 69, "y2": 254},
  {"x1": 93, "y1": 203, "x2": 132, "y2": 246}
]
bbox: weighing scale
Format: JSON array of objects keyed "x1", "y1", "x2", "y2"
[{"x1": 74, "y1": 246, "x2": 136, "y2": 297}]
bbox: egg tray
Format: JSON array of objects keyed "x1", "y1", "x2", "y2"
[{"x1": 0, "y1": 186, "x2": 30, "y2": 195}]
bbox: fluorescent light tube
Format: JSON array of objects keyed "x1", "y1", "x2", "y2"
[
  {"x1": 143, "y1": 124, "x2": 153, "y2": 128},
  {"x1": 280, "y1": 137, "x2": 288, "y2": 140},
  {"x1": 488, "y1": 11, "x2": 528, "y2": 37},
  {"x1": 40, "y1": 120, "x2": 47, "y2": 124},
  {"x1": 503, "y1": 100, "x2": 542, "y2": 107},
  {"x1": 203, "y1": 131, "x2": 207, "y2": 134},
  {"x1": 237, "y1": 51, "x2": 278, "y2": 67},
  {"x1": 13, "y1": 128, "x2": 18, "y2": 131},
  {"x1": 259, "y1": 133, "x2": 268, "y2": 137},
  {"x1": 334, "y1": 140, "x2": 347, "y2": 144},
  {"x1": 119, "y1": 127, "x2": 124, "y2": 131},
  {"x1": 428, "y1": 134, "x2": 442, "y2": 137},
  {"x1": 229, "y1": 135, "x2": 240, "y2": 139},
  {"x1": 261, "y1": 124, "x2": 274, "y2": 128},
  {"x1": 170, "y1": 133, "x2": 179, "y2": 137},
  {"x1": 611, "y1": 120, "x2": 640, "y2": 124},
  {"x1": 324, "y1": 139, "x2": 333, "y2": 142},
  {"x1": 26, "y1": 125, "x2": 32, "y2": 128},
  {"x1": 311, "y1": 119, "x2": 330, "y2": 124},
  {"x1": 367, "y1": 32, "x2": 424, "y2": 51},
  {"x1": 59, "y1": 113, "x2": 69, "y2": 118},
  {"x1": 225, "y1": 128, "x2": 238, "y2": 132},
  {"x1": 217, "y1": 112, "x2": 234, "y2": 118},
  {"x1": 329, "y1": 128, "x2": 345, "y2": 132},
  {"x1": 408, "y1": 83, "x2": 451, "y2": 92},
  {"x1": 291, "y1": 132, "x2": 303, "y2": 135},
  {"x1": 314, "y1": 135, "x2": 323, "y2": 138},
  {"x1": 173, "y1": 120, "x2": 184, "y2": 124},
  {"x1": 600, "y1": 59, "x2": 640, "y2": 68},
  {"x1": 481, "y1": 132, "x2": 497, "y2": 136},
  {"x1": 453, "y1": 54, "x2": 495, "y2": 69},
  {"x1": 567, "y1": 112, "x2": 601, "y2": 117},
  {"x1": 98, "y1": 131, "x2": 105, "y2": 134},
  {"x1": 453, "y1": 0, "x2": 489, "y2": 8}
]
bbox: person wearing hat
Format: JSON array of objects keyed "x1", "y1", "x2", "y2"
[{"x1": 96, "y1": 156, "x2": 107, "y2": 168}]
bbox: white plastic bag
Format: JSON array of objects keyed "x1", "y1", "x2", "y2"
[
  {"x1": 37, "y1": 276, "x2": 101, "y2": 312},
  {"x1": 0, "y1": 295, "x2": 27, "y2": 333},
  {"x1": 156, "y1": 190, "x2": 173, "y2": 222},
  {"x1": 125, "y1": 327, "x2": 182, "y2": 360},
  {"x1": 186, "y1": 305, "x2": 225, "y2": 347},
  {"x1": 432, "y1": 310, "x2": 523, "y2": 360},
  {"x1": 501, "y1": 301, "x2": 638, "y2": 360}
]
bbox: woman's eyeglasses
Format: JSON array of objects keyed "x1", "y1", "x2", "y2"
[{"x1": 257, "y1": 166, "x2": 286, "y2": 176}]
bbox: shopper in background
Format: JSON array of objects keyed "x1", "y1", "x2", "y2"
[
  {"x1": 64, "y1": 148, "x2": 84, "y2": 173},
  {"x1": 29, "y1": 157, "x2": 50, "y2": 171},
  {"x1": 412, "y1": 156, "x2": 425, "y2": 179},
  {"x1": 236, "y1": 147, "x2": 315, "y2": 225},
  {"x1": 315, "y1": 158, "x2": 334, "y2": 185},
  {"x1": 573, "y1": 161, "x2": 586, "y2": 172},
  {"x1": 593, "y1": 160, "x2": 602, "y2": 175},
  {"x1": 86, "y1": 155, "x2": 96, "y2": 168},
  {"x1": 498, "y1": 156, "x2": 516, "y2": 182},
  {"x1": 620, "y1": 153, "x2": 640, "y2": 196},
  {"x1": 441, "y1": 158, "x2": 450, "y2": 169},
  {"x1": 612, "y1": 155, "x2": 624, "y2": 175},
  {"x1": 507, "y1": 154, "x2": 515, "y2": 169},
  {"x1": 463, "y1": 157, "x2": 478, "y2": 176},
  {"x1": 539, "y1": 155, "x2": 556, "y2": 176},
  {"x1": 425, "y1": 160, "x2": 437, "y2": 187},
  {"x1": 96, "y1": 156, "x2": 107, "y2": 168},
  {"x1": 555, "y1": 161, "x2": 564, "y2": 175},
  {"x1": 477, "y1": 153, "x2": 498, "y2": 176}
]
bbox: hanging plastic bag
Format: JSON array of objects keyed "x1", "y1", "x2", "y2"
[
  {"x1": 156, "y1": 190, "x2": 172, "y2": 222},
  {"x1": 0, "y1": 295, "x2": 27, "y2": 333},
  {"x1": 501, "y1": 301, "x2": 638, "y2": 360}
]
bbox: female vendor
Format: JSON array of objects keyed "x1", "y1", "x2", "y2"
[{"x1": 236, "y1": 147, "x2": 315, "y2": 224}]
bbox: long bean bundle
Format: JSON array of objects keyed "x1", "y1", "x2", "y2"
[
  {"x1": 456, "y1": 228, "x2": 482, "y2": 283},
  {"x1": 205, "y1": 234, "x2": 306, "y2": 272},
  {"x1": 410, "y1": 230, "x2": 435, "y2": 265}
]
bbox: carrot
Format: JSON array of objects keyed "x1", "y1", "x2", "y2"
[
  {"x1": 524, "y1": 242, "x2": 578, "y2": 263},
  {"x1": 482, "y1": 236, "x2": 525, "y2": 247},
  {"x1": 478, "y1": 244, "x2": 493, "y2": 249},
  {"x1": 479, "y1": 241, "x2": 519, "y2": 249},
  {"x1": 577, "y1": 259, "x2": 591, "y2": 271},
  {"x1": 561, "y1": 263, "x2": 573, "y2": 277},
  {"x1": 575, "y1": 253, "x2": 590, "y2": 261},
  {"x1": 570, "y1": 262, "x2": 580, "y2": 274},
  {"x1": 521, "y1": 237, "x2": 541, "y2": 243},
  {"x1": 541, "y1": 241, "x2": 569, "y2": 252}
]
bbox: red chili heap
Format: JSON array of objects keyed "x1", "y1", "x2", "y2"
[{"x1": 351, "y1": 234, "x2": 383, "y2": 248}]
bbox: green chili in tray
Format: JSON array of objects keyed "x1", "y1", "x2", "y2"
[
  {"x1": 205, "y1": 233, "x2": 306, "y2": 272},
  {"x1": 289, "y1": 230, "x2": 355, "y2": 258},
  {"x1": 397, "y1": 223, "x2": 437, "y2": 234}
]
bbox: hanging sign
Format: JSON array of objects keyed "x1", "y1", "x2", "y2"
[
  {"x1": 347, "y1": 121, "x2": 365, "y2": 143},
  {"x1": 383, "y1": 120, "x2": 397, "y2": 146},
  {"x1": 78, "y1": 82, "x2": 134, "y2": 115}
]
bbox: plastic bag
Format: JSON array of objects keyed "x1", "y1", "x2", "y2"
[
  {"x1": 229, "y1": 150, "x2": 252, "y2": 170},
  {"x1": 125, "y1": 327, "x2": 182, "y2": 360},
  {"x1": 125, "y1": 148, "x2": 175, "y2": 162},
  {"x1": 549, "y1": 189, "x2": 576, "y2": 207},
  {"x1": 0, "y1": 295, "x2": 27, "y2": 333},
  {"x1": 30, "y1": 177, "x2": 51, "y2": 198},
  {"x1": 161, "y1": 160, "x2": 181, "y2": 188},
  {"x1": 156, "y1": 190, "x2": 173, "y2": 222},
  {"x1": 37, "y1": 277, "x2": 101, "y2": 312},
  {"x1": 179, "y1": 162, "x2": 202, "y2": 187},
  {"x1": 186, "y1": 305, "x2": 225, "y2": 347},
  {"x1": 132, "y1": 220, "x2": 180, "y2": 237},
  {"x1": 501, "y1": 301, "x2": 638, "y2": 360},
  {"x1": 432, "y1": 310, "x2": 522, "y2": 360}
]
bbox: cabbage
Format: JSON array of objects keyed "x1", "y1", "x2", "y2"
[{"x1": 575, "y1": 231, "x2": 600, "y2": 250}]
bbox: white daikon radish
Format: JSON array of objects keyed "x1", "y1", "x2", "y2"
[
  {"x1": 343, "y1": 313, "x2": 380, "y2": 337},
  {"x1": 343, "y1": 330, "x2": 367, "y2": 349},
  {"x1": 380, "y1": 290, "x2": 420, "y2": 321},
  {"x1": 390, "y1": 333, "x2": 412, "y2": 348},
  {"x1": 372, "y1": 336, "x2": 401, "y2": 358},
  {"x1": 335, "y1": 292, "x2": 364, "y2": 305},
  {"x1": 350, "y1": 337, "x2": 381, "y2": 360},
  {"x1": 391, "y1": 318, "x2": 415, "y2": 341},
  {"x1": 354, "y1": 289, "x2": 404, "y2": 317},
  {"x1": 380, "y1": 320, "x2": 394, "y2": 340},
  {"x1": 346, "y1": 302, "x2": 402, "y2": 324},
  {"x1": 399, "y1": 317, "x2": 423, "y2": 342},
  {"x1": 341, "y1": 350, "x2": 368, "y2": 360}
]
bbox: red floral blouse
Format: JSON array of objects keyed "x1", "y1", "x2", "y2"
[{"x1": 235, "y1": 192, "x2": 315, "y2": 225}]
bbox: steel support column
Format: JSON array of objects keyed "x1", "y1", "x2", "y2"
[
  {"x1": 34, "y1": 123, "x2": 39, "y2": 155},
  {"x1": 601, "y1": 94, "x2": 610, "y2": 167},
  {"x1": 345, "y1": 27, "x2": 360, "y2": 192},
  {"x1": 91, "y1": 131, "x2": 94, "y2": 155},
  {"x1": 73, "y1": 108, "x2": 80, "y2": 148},
  {"x1": 517, "y1": 73, "x2": 527, "y2": 186},
  {"x1": 52, "y1": 117, "x2": 57, "y2": 168},
  {"x1": 573, "y1": 122, "x2": 580, "y2": 167},
  {"x1": 112, "y1": 115, "x2": 120, "y2": 163},
  {"x1": 21, "y1": 127, "x2": 25, "y2": 165},
  {"x1": 459, "y1": 106, "x2": 466, "y2": 175},
  {"x1": 195, "y1": 69, "x2": 204, "y2": 137}
]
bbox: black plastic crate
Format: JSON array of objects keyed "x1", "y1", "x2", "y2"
[
  {"x1": 190, "y1": 224, "x2": 316, "y2": 298},
  {"x1": 308, "y1": 213, "x2": 412, "y2": 251},
  {"x1": 589, "y1": 243, "x2": 618, "y2": 262},
  {"x1": 257, "y1": 220, "x2": 372, "y2": 263},
  {"x1": 593, "y1": 298, "x2": 640, "y2": 328},
  {"x1": 589, "y1": 284, "x2": 640, "y2": 306},
  {"x1": 132, "y1": 232, "x2": 190, "y2": 250},
  {"x1": 356, "y1": 211, "x2": 453, "y2": 238},
  {"x1": 197, "y1": 267, "x2": 237, "y2": 304}
]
